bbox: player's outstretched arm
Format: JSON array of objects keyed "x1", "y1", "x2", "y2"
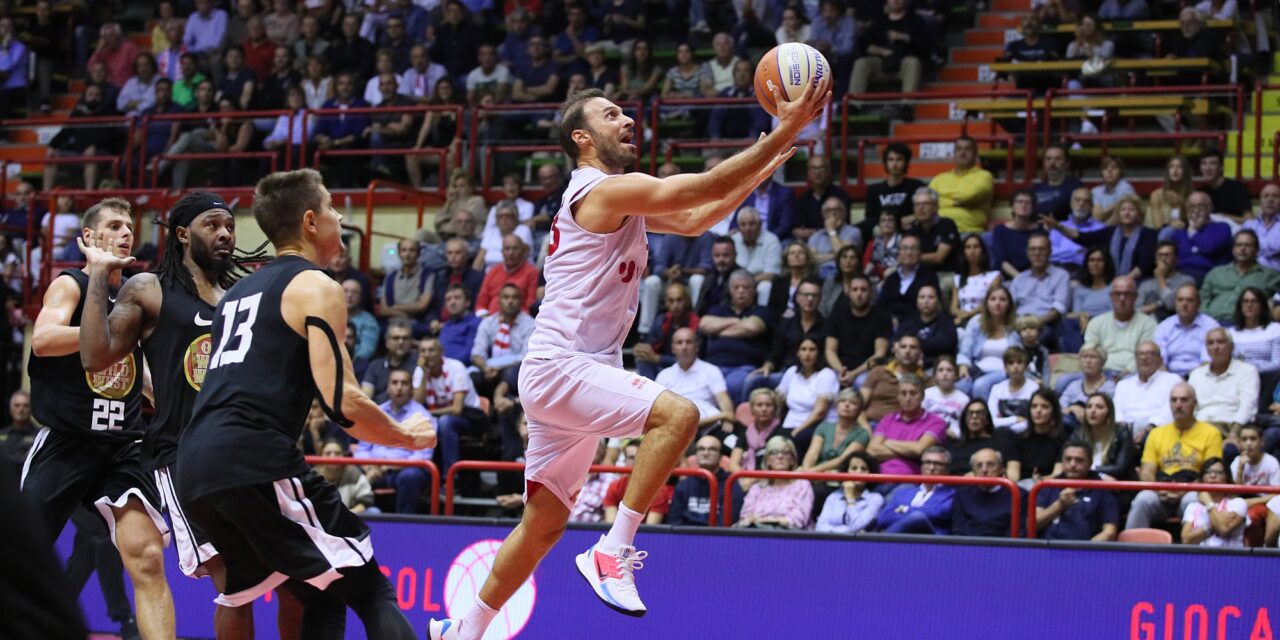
[
  {"x1": 79, "y1": 231, "x2": 154, "y2": 371},
  {"x1": 581, "y1": 79, "x2": 830, "y2": 235},
  {"x1": 32, "y1": 276, "x2": 85, "y2": 357},
  {"x1": 284, "y1": 271, "x2": 437, "y2": 450}
]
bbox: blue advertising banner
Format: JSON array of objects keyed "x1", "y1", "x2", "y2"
[{"x1": 60, "y1": 519, "x2": 1280, "y2": 640}]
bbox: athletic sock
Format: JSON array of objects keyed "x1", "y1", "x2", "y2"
[
  {"x1": 458, "y1": 596, "x2": 499, "y2": 640},
  {"x1": 601, "y1": 503, "x2": 644, "y2": 553}
]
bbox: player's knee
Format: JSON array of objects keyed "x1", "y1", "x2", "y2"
[
  {"x1": 669, "y1": 397, "x2": 699, "y2": 435},
  {"x1": 121, "y1": 537, "x2": 167, "y2": 580}
]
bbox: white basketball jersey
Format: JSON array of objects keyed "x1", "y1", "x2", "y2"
[{"x1": 526, "y1": 166, "x2": 648, "y2": 367}]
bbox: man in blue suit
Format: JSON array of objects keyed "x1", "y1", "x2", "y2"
[{"x1": 737, "y1": 176, "x2": 795, "y2": 241}]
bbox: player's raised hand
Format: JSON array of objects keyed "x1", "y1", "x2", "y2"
[
  {"x1": 77, "y1": 229, "x2": 136, "y2": 272},
  {"x1": 772, "y1": 71, "x2": 831, "y2": 132},
  {"x1": 401, "y1": 413, "x2": 438, "y2": 450}
]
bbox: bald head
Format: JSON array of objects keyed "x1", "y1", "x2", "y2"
[{"x1": 1170, "y1": 382, "x2": 1198, "y2": 426}]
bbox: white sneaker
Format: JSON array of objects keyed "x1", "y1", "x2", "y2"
[
  {"x1": 427, "y1": 618, "x2": 461, "y2": 639},
  {"x1": 575, "y1": 535, "x2": 648, "y2": 617}
]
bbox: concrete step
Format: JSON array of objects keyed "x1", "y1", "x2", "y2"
[
  {"x1": 991, "y1": 0, "x2": 1032, "y2": 11},
  {"x1": 965, "y1": 29, "x2": 1012, "y2": 46},
  {"x1": 951, "y1": 46, "x2": 1003, "y2": 64},
  {"x1": 978, "y1": 13, "x2": 1026, "y2": 29}
]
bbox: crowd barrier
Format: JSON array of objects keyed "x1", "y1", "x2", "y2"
[
  {"x1": 304, "y1": 455, "x2": 441, "y2": 515},
  {"x1": 1027, "y1": 478, "x2": 1280, "y2": 538},
  {"x1": 57, "y1": 516, "x2": 1280, "y2": 639}
]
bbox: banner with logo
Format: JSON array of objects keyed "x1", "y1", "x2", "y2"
[{"x1": 62, "y1": 519, "x2": 1279, "y2": 639}]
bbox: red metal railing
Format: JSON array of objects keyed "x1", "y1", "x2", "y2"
[
  {"x1": 149, "y1": 151, "x2": 278, "y2": 189},
  {"x1": 360, "y1": 179, "x2": 446, "y2": 272},
  {"x1": 723, "y1": 470, "x2": 1022, "y2": 537},
  {"x1": 0, "y1": 114, "x2": 136, "y2": 189},
  {"x1": 470, "y1": 101, "x2": 644, "y2": 176},
  {"x1": 662, "y1": 139, "x2": 819, "y2": 166},
  {"x1": 444, "y1": 460, "x2": 719, "y2": 526},
  {"x1": 304, "y1": 455, "x2": 442, "y2": 515},
  {"x1": 303, "y1": 104, "x2": 465, "y2": 175},
  {"x1": 1043, "y1": 84, "x2": 1244, "y2": 176},
  {"x1": 839, "y1": 90, "x2": 1037, "y2": 189},
  {"x1": 138, "y1": 110, "x2": 291, "y2": 185},
  {"x1": 479, "y1": 145, "x2": 572, "y2": 193},
  {"x1": 852, "y1": 135, "x2": 1017, "y2": 190},
  {"x1": 1055, "y1": 131, "x2": 1229, "y2": 164},
  {"x1": 1027, "y1": 479, "x2": 1280, "y2": 538},
  {"x1": 648, "y1": 97, "x2": 756, "y2": 175}
]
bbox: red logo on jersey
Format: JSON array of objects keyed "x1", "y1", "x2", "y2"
[
  {"x1": 618, "y1": 260, "x2": 637, "y2": 283},
  {"x1": 547, "y1": 215, "x2": 562, "y2": 256},
  {"x1": 630, "y1": 376, "x2": 645, "y2": 389}
]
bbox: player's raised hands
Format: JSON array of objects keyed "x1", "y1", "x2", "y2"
[
  {"x1": 77, "y1": 229, "x2": 136, "y2": 271},
  {"x1": 772, "y1": 71, "x2": 831, "y2": 132},
  {"x1": 402, "y1": 413, "x2": 438, "y2": 450}
]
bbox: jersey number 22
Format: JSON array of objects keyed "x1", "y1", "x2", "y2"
[{"x1": 210, "y1": 293, "x2": 262, "y2": 369}]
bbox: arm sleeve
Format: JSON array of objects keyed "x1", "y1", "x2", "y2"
[
  {"x1": 471, "y1": 317, "x2": 493, "y2": 360},
  {"x1": 784, "y1": 480, "x2": 814, "y2": 529},
  {"x1": 1235, "y1": 365, "x2": 1261, "y2": 425},
  {"x1": 763, "y1": 234, "x2": 782, "y2": 276},
  {"x1": 814, "y1": 493, "x2": 849, "y2": 533},
  {"x1": 847, "y1": 493, "x2": 883, "y2": 533}
]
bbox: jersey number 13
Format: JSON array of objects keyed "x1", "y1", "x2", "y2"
[{"x1": 209, "y1": 293, "x2": 262, "y2": 369}]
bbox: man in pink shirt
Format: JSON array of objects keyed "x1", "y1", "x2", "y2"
[
  {"x1": 867, "y1": 374, "x2": 947, "y2": 475},
  {"x1": 86, "y1": 23, "x2": 138, "y2": 87}
]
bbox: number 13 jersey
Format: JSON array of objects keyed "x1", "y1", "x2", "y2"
[
  {"x1": 526, "y1": 166, "x2": 649, "y2": 368},
  {"x1": 27, "y1": 269, "x2": 144, "y2": 443},
  {"x1": 178, "y1": 255, "x2": 322, "y2": 502}
]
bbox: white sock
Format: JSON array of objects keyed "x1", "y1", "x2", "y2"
[
  {"x1": 601, "y1": 503, "x2": 644, "y2": 553},
  {"x1": 458, "y1": 597, "x2": 498, "y2": 640}
]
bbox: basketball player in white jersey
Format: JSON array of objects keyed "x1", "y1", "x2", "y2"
[{"x1": 429, "y1": 82, "x2": 829, "y2": 639}]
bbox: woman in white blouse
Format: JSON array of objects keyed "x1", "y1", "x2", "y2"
[
  {"x1": 777, "y1": 337, "x2": 839, "y2": 459},
  {"x1": 1229, "y1": 287, "x2": 1280, "y2": 374},
  {"x1": 775, "y1": 6, "x2": 811, "y2": 45},
  {"x1": 301, "y1": 53, "x2": 333, "y2": 110}
]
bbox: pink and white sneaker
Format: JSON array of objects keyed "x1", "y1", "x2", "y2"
[{"x1": 574, "y1": 534, "x2": 649, "y2": 617}]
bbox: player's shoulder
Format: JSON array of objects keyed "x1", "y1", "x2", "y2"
[{"x1": 40, "y1": 270, "x2": 85, "y2": 306}]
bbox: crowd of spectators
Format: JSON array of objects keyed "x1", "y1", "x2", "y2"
[{"x1": 3, "y1": 1, "x2": 1280, "y2": 548}]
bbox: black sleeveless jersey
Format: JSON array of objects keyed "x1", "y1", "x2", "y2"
[
  {"x1": 28, "y1": 270, "x2": 145, "y2": 443},
  {"x1": 139, "y1": 277, "x2": 216, "y2": 472},
  {"x1": 178, "y1": 256, "x2": 325, "y2": 501}
]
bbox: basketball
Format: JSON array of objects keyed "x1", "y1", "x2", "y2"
[{"x1": 754, "y1": 43, "x2": 831, "y2": 118}]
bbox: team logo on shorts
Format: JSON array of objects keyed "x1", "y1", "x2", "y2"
[
  {"x1": 183, "y1": 333, "x2": 213, "y2": 390},
  {"x1": 86, "y1": 353, "x2": 138, "y2": 399}
]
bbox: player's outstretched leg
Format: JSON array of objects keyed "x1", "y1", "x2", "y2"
[
  {"x1": 576, "y1": 391, "x2": 697, "y2": 616},
  {"x1": 429, "y1": 487, "x2": 571, "y2": 640},
  {"x1": 112, "y1": 499, "x2": 177, "y2": 639}
]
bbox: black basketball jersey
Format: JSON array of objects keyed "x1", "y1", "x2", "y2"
[
  {"x1": 177, "y1": 256, "x2": 324, "y2": 501},
  {"x1": 139, "y1": 277, "x2": 216, "y2": 472},
  {"x1": 27, "y1": 270, "x2": 145, "y2": 443}
]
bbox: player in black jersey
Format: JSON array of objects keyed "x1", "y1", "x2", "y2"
[
  {"x1": 24, "y1": 198, "x2": 177, "y2": 639},
  {"x1": 176, "y1": 169, "x2": 435, "y2": 639},
  {"x1": 77, "y1": 191, "x2": 301, "y2": 639}
]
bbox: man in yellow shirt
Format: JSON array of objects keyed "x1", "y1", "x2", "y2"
[
  {"x1": 928, "y1": 136, "x2": 994, "y2": 233},
  {"x1": 1125, "y1": 382, "x2": 1225, "y2": 529}
]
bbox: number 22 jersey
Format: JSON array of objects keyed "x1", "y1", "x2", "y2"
[
  {"x1": 27, "y1": 269, "x2": 144, "y2": 442},
  {"x1": 177, "y1": 256, "x2": 322, "y2": 502}
]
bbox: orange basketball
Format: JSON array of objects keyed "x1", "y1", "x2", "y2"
[{"x1": 754, "y1": 43, "x2": 830, "y2": 118}]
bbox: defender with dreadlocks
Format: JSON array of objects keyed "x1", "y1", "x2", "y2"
[{"x1": 77, "y1": 191, "x2": 296, "y2": 639}]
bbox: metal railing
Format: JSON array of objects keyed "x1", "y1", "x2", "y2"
[
  {"x1": 360, "y1": 179, "x2": 446, "y2": 272},
  {"x1": 852, "y1": 134, "x2": 1018, "y2": 190},
  {"x1": 469, "y1": 101, "x2": 644, "y2": 177},
  {"x1": 444, "y1": 460, "x2": 719, "y2": 526},
  {"x1": 137, "y1": 109, "x2": 292, "y2": 181},
  {"x1": 723, "y1": 470, "x2": 1022, "y2": 537},
  {"x1": 1055, "y1": 131, "x2": 1229, "y2": 164},
  {"x1": 839, "y1": 90, "x2": 1038, "y2": 189},
  {"x1": 1026, "y1": 478, "x2": 1280, "y2": 539},
  {"x1": 1043, "y1": 84, "x2": 1244, "y2": 174},
  {"x1": 302, "y1": 104, "x2": 465, "y2": 175},
  {"x1": 148, "y1": 151, "x2": 278, "y2": 189},
  {"x1": 304, "y1": 455, "x2": 442, "y2": 515}
]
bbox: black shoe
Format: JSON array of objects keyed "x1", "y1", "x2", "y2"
[{"x1": 119, "y1": 617, "x2": 141, "y2": 640}]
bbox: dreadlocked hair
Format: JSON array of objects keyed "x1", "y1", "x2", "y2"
[{"x1": 152, "y1": 216, "x2": 272, "y2": 298}]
